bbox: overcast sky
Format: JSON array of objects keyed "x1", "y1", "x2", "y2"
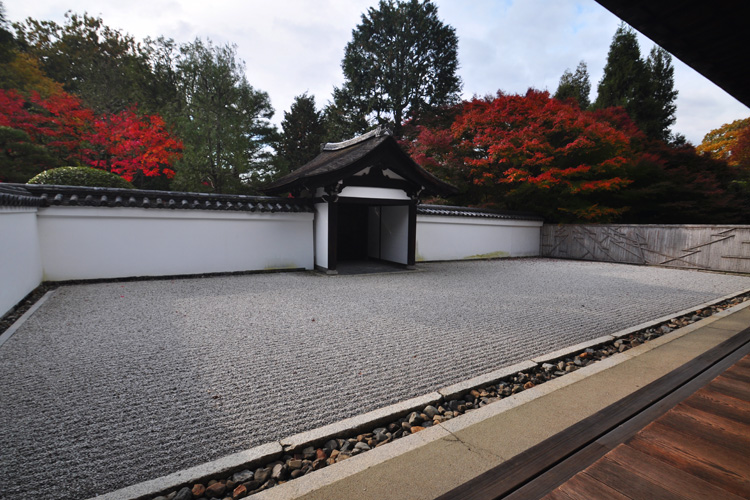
[{"x1": 6, "y1": 0, "x2": 748, "y2": 145}]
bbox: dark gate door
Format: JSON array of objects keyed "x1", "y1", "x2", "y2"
[{"x1": 336, "y1": 203, "x2": 369, "y2": 260}]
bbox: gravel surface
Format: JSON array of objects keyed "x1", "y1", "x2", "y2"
[{"x1": 1, "y1": 259, "x2": 749, "y2": 499}]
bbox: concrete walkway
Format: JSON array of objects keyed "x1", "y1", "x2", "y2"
[
  {"x1": 1, "y1": 259, "x2": 749, "y2": 499},
  {"x1": 261, "y1": 296, "x2": 750, "y2": 500}
]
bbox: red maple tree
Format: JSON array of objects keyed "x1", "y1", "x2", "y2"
[
  {"x1": 408, "y1": 90, "x2": 637, "y2": 222},
  {"x1": 89, "y1": 108, "x2": 181, "y2": 183},
  {"x1": 0, "y1": 88, "x2": 182, "y2": 184}
]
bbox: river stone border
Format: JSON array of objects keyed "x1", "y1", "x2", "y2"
[{"x1": 90, "y1": 289, "x2": 750, "y2": 500}]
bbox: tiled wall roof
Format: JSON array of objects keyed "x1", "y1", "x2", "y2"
[
  {"x1": 0, "y1": 184, "x2": 314, "y2": 213},
  {"x1": 1, "y1": 184, "x2": 543, "y2": 220},
  {"x1": 417, "y1": 204, "x2": 543, "y2": 221},
  {"x1": 0, "y1": 185, "x2": 44, "y2": 208}
]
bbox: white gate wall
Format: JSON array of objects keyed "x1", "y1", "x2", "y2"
[
  {"x1": 416, "y1": 215, "x2": 543, "y2": 261},
  {"x1": 314, "y1": 203, "x2": 329, "y2": 269},
  {"x1": 0, "y1": 208, "x2": 43, "y2": 317},
  {"x1": 37, "y1": 207, "x2": 314, "y2": 281},
  {"x1": 1, "y1": 198, "x2": 544, "y2": 319},
  {"x1": 381, "y1": 205, "x2": 410, "y2": 264}
]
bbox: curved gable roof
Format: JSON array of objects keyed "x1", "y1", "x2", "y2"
[{"x1": 263, "y1": 127, "x2": 457, "y2": 197}]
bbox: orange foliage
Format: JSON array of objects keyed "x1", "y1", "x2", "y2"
[{"x1": 409, "y1": 90, "x2": 637, "y2": 222}]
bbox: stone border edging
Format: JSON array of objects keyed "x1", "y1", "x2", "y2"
[
  {"x1": 0, "y1": 290, "x2": 57, "y2": 349},
  {"x1": 437, "y1": 360, "x2": 537, "y2": 401},
  {"x1": 280, "y1": 392, "x2": 442, "y2": 452},
  {"x1": 86, "y1": 290, "x2": 750, "y2": 500},
  {"x1": 93, "y1": 443, "x2": 282, "y2": 500},
  {"x1": 254, "y1": 297, "x2": 750, "y2": 500}
]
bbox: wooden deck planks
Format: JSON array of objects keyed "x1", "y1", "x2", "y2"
[
  {"x1": 681, "y1": 390, "x2": 750, "y2": 425},
  {"x1": 708, "y1": 374, "x2": 750, "y2": 401},
  {"x1": 545, "y1": 353, "x2": 750, "y2": 500},
  {"x1": 582, "y1": 455, "x2": 686, "y2": 500},
  {"x1": 668, "y1": 402, "x2": 750, "y2": 444},
  {"x1": 603, "y1": 444, "x2": 745, "y2": 500},
  {"x1": 626, "y1": 427, "x2": 750, "y2": 498},
  {"x1": 437, "y1": 340, "x2": 750, "y2": 500},
  {"x1": 550, "y1": 473, "x2": 631, "y2": 500}
]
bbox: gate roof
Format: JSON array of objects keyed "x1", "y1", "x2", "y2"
[{"x1": 263, "y1": 127, "x2": 457, "y2": 197}]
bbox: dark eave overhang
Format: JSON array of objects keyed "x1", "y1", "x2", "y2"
[
  {"x1": 263, "y1": 132, "x2": 457, "y2": 198},
  {"x1": 595, "y1": 0, "x2": 750, "y2": 108}
]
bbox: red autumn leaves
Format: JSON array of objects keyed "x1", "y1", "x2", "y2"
[
  {"x1": 0, "y1": 89, "x2": 182, "y2": 182},
  {"x1": 408, "y1": 90, "x2": 638, "y2": 221}
]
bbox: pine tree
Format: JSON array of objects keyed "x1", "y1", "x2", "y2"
[
  {"x1": 172, "y1": 39, "x2": 275, "y2": 194},
  {"x1": 338, "y1": 0, "x2": 461, "y2": 137},
  {"x1": 276, "y1": 93, "x2": 326, "y2": 173},
  {"x1": 0, "y1": 2, "x2": 14, "y2": 64},
  {"x1": 645, "y1": 46, "x2": 678, "y2": 142},
  {"x1": 323, "y1": 85, "x2": 372, "y2": 142},
  {"x1": 554, "y1": 61, "x2": 591, "y2": 109},
  {"x1": 595, "y1": 23, "x2": 678, "y2": 142},
  {"x1": 595, "y1": 24, "x2": 648, "y2": 113}
]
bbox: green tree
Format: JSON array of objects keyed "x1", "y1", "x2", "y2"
[
  {"x1": 644, "y1": 46, "x2": 678, "y2": 142},
  {"x1": 594, "y1": 24, "x2": 678, "y2": 142},
  {"x1": 13, "y1": 12, "x2": 152, "y2": 113},
  {"x1": 0, "y1": 1, "x2": 14, "y2": 64},
  {"x1": 595, "y1": 24, "x2": 649, "y2": 118},
  {"x1": 171, "y1": 38, "x2": 275, "y2": 194},
  {"x1": 276, "y1": 93, "x2": 326, "y2": 174},
  {"x1": 0, "y1": 126, "x2": 56, "y2": 182},
  {"x1": 141, "y1": 36, "x2": 181, "y2": 122},
  {"x1": 323, "y1": 85, "x2": 371, "y2": 142},
  {"x1": 338, "y1": 0, "x2": 461, "y2": 137},
  {"x1": 554, "y1": 61, "x2": 591, "y2": 109}
]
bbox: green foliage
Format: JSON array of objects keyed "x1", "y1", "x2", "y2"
[
  {"x1": 0, "y1": 126, "x2": 56, "y2": 182},
  {"x1": 13, "y1": 12, "x2": 153, "y2": 114},
  {"x1": 645, "y1": 46, "x2": 678, "y2": 142},
  {"x1": 337, "y1": 0, "x2": 461, "y2": 137},
  {"x1": 594, "y1": 24, "x2": 678, "y2": 142},
  {"x1": 323, "y1": 85, "x2": 371, "y2": 142},
  {"x1": 141, "y1": 36, "x2": 182, "y2": 121},
  {"x1": 554, "y1": 61, "x2": 591, "y2": 109},
  {"x1": 275, "y1": 93, "x2": 326, "y2": 175},
  {"x1": 170, "y1": 38, "x2": 275, "y2": 194},
  {"x1": 595, "y1": 25, "x2": 648, "y2": 111},
  {"x1": 0, "y1": 1, "x2": 14, "y2": 64},
  {"x1": 28, "y1": 166, "x2": 135, "y2": 188},
  {"x1": 614, "y1": 141, "x2": 746, "y2": 224}
]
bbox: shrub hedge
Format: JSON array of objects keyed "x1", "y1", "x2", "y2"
[{"x1": 28, "y1": 167, "x2": 135, "y2": 189}]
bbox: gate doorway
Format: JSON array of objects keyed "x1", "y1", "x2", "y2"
[
  {"x1": 335, "y1": 202, "x2": 412, "y2": 266},
  {"x1": 337, "y1": 203, "x2": 369, "y2": 261},
  {"x1": 262, "y1": 126, "x2": 457, "y2": 273}
]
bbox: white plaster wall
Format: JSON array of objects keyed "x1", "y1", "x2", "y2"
[
  {"x1": 416, "y1": 215, "x2": 542, "y2": 261},
  {"x1": 314, "y1": 203, "x2": 328, "y2": 268},
  {"x1": 37, "y1": 207, "x2": 314, "y2": 281},
  {"x1": 338, "y1": 186, "x2": 409, "y2": 200},
  {"x1": 381, "y1": 205, "x2": 409, "y2": 264},
  {"x1": 0, "y1": 208, "x2": 43, "y2": 317}
]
